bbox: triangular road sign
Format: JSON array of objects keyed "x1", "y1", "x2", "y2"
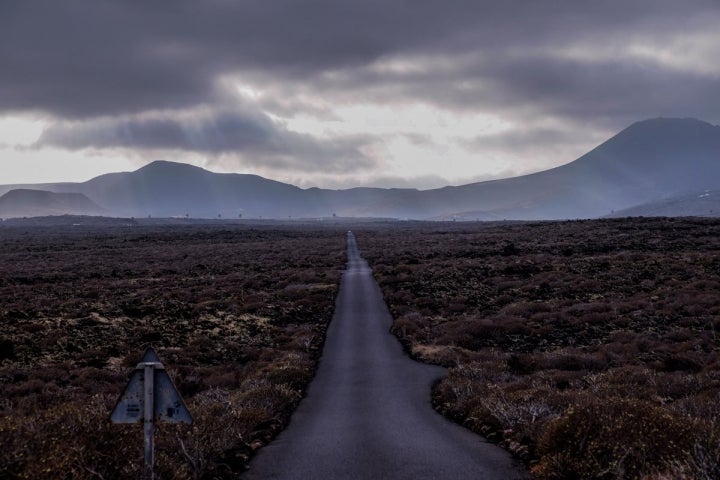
[{"x1": 111, "y1": 347, "x2": 192, "y2": 424}]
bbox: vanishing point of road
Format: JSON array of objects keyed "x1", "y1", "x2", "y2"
[{"x1": 243, "y1": 232, "x2": 529, "y2": 479}]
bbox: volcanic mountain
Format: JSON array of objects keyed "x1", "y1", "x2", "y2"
[
  {"x1": 0, "y1": 189, "x2": 104, "y2": 218},
  {"x1": 366, "y1": 117, "x2": 720, "y2": 220},
  {"x1": 608, "y1": 189, "x2": 720, "y2": 218},
  {"x1": 0, "y1": 117, "x2": 718, "y2": 220}
]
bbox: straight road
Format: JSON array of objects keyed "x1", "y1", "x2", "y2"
[{"x1": 243, "y1": 232, "x2": 529, "y2": 479}]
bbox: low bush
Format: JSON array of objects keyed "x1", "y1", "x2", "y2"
[
  {"x1": 358, "y1": 217, "x2": 720, "y2": 478},
  {"x1": 534, "y1": 397, "x2": 698, "y2": 479}
]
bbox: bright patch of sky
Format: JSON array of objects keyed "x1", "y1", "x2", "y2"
[{"x1": 272, "y1": 103, "x2": 519, "y2": 186}]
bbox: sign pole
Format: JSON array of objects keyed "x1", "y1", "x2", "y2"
[
  {"x1": 111, "y1": 348, "x2": 192, "y2": 478},
  {"x1": 144, "y1": 363, "x2": 156, "y2": 480}
]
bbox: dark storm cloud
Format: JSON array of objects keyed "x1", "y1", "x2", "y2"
[
  {"x1": 3, "y1": 0, "x2": 720, "y2": 177},
  {"x1": 36, "y1": 111, "x2": 375, "y2": 172},
  {"x1": 479, "y1": 56, "x2": 720, "y2": 126},
  {"x1": 290, "y1": 47, "x2": 720, "y2": 128},
  {"x1": 1, "y1": 0, "x2": 418, "y2": 117},
  {"x1": 2, "y1": 0, "x2": 718, "y2": 119},
  {"x1": 463, "y1": 127, "x2": 589, "y2": 152}
]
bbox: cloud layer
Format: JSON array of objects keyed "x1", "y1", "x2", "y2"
[
  {"x1": 36, "y1": 109, "x2": 375, "y2": 172},
  {"x1": 2, "y1": 1, "x2": 719, "y2": 186}
]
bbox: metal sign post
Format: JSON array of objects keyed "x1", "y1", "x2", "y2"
[
  {"x1": 143, "y1": 361, "x2": 157, "y2": 479},
  {"x1": 111, "y1": 348, "x2": 192, "y2": 480}
]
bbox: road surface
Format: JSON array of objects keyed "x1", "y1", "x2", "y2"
[{"x1": 243, "y1": 232, "x2": 529, "y2": 479}]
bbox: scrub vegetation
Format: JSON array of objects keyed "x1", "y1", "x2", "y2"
[
  {"x1": 359, "y1": 217, "x2": 720, "y2": 479},
  {"x1": 0, "y1": 224, "x2": 344, "y2": 479},
  {"x1": 4, "y1": 217, "x2": 720, "y2": 479}
]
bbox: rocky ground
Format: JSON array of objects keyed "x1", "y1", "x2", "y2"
[{"x1": 0, "y1": 224, "x2": 345, "y2": 479}]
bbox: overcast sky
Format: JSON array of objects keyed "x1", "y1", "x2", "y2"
[{"x1": 1, "y1": 1, "x2": 719, "y2": 189}]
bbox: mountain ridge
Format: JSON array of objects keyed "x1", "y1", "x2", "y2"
[
  {"x1": 1, "y1": 117, "x2": 718, "y2": 220},
  {"x1": 0, "y1": 189, "x2": 104, "y2": 218},
  {"x1": 607, "y1": 189, "x2": 720, "y2": 218}
]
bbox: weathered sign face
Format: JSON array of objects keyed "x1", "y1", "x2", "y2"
[{"x1": 111, "y1": 347, "x2": 192, "y2": 424}]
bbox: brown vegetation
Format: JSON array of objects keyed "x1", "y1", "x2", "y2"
[
  {"x1": 0, "y1": 225, "x2": 344, "y2": 479},
  {"x1": 359, "y1": 217, "x2": 720, "y2": 479}
]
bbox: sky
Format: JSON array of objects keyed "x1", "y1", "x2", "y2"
[{"x1": 1, "y1": 1, "x2": 719, "y2": 190}]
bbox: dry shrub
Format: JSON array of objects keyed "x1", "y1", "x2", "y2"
[
  {"x1": 0, "y1": 395, "x2": 140, "y2": 479},
  {"x1": 262, "y1": 355, "x2": 313, "y2": 391},
  {"x1": 533, "y1": 397, "x2": 697, "y2": 479},
  {"x1": 407, "y1": 344, "x2": 454, "y2": 365},
  {"x1": 541, "y1": 351, "x2": 608, "y2": 372}
]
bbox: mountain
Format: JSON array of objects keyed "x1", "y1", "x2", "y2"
[
  {"x1": 0, "y1": 189, "x2": 104, "y2": 218},
  {"x1": 10, "y1": 160, "x2": 415, "y2": 219},
  {"x1": 608, "y1": 190, "x2": 720, "y2": 218},
  {"x1": 77, "y1": 161, "x2": 310, "y2": 218},
  {"x1": 363, "y1": 117, "x2": 720, "y2": 220},
  {"x1": 81, "y1": 161, "x2": 419, "y2": 218},
  {"x1": 0, "y1": 117, "x2": 718, "y2": 220}
]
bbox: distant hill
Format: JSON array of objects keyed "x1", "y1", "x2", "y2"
[
  {"x1": 608, "y1": 190, "x2": 720, "y2": 218},
  {"x1": 365, "y1": 117, "x2": 720, "y2": 220},
  {"x1": 78, "y1": 161, "x2": 310, "y2": 218},
  {"x1": 0, "y1": 189, "x2": 104, "y2": 218},
  {"x1": 9, "y1": 160, "x2": 414, "y2": 219},
  {"x1": 0, "y1": 117, "x2": 718, "y2": 220}
]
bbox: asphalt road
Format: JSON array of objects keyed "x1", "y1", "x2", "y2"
[{"x1": 243, "y1": 232, "x2": 529, "y2": 479}]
